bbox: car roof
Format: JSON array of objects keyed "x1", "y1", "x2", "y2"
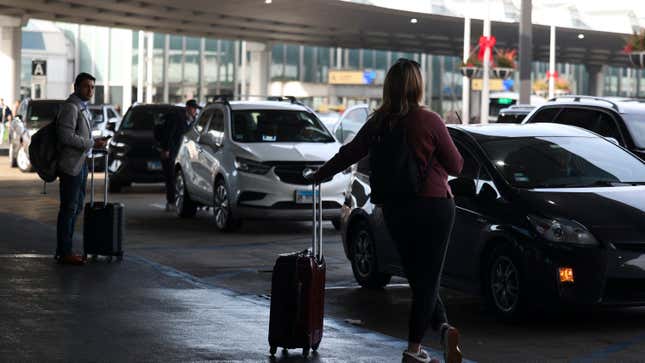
[
  {"x1": 536, "y1": 95, "x2": 645, "y2": 115},
  {"x1": 132, "y1": 103, "x2": 182, "y2": 109},
  {"x1": 226, "y1": 101, "x2": 309, "y2": 112},
  {"x1": 449, "y1": 123, "x2": 597, "y2": 141}
]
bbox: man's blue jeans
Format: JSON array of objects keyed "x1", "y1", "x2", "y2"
[{"x1": 56, "y1": 164, "x2": 88, "y2": 256}]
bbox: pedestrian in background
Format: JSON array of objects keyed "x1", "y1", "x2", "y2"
[
  {"x1": 55, "y1": 72, "x2": 106, "y2": 265},
  {"x1": 0, "y1": 98, "x2": 12, "y2": 144},
  {"x1": 155, "y1": 99, "x2": 200, "y2": 211},
  {"x1": 311, "y1": 59, "x2": 464, "y2": 363}
]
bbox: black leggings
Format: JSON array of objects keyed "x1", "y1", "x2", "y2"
[{"x1": 383, "y1": 197, "x2": 456, "y2": 344}]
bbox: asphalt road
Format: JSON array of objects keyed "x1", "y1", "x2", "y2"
[{"x1": 2, "y1": 157, "x2": 645, "y2": 363}]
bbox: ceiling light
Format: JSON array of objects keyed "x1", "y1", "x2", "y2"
[
  {"x1": 265, "y1": 0, "x2": 272, "y2": 3},
  {"x1": 410, "y1": 18, "x2": 418, "y2": 24},
  {"x1": 577, "y1": 33, "x2": 584, "y2": 39}
]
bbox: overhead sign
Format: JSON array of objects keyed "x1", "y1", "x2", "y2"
[
  {"x1": 32, "y1": 60, "x2": 47, "y2": 76},
  {"x1": 329, "y1": 70, "x2": 376, "y2": 85},
  {"x1": 471, "y1": 78, "x2": 504, "y2": 91}
]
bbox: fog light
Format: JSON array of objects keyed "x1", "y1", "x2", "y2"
[{"x1": 559, "y1": 267, "x2": 574, "y2": 283}]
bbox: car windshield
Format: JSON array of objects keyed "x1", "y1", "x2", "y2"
[
  {"x1": 480, "y1": 136, "x2": 645, "y2": 188},
  {"x1": 231, "y1": 110, "x2": 334, "y2": 143},
  {"x1": 120, "y1": 107, "x2": 179, "y2": 130},
  {"x1": 623, "y1": 114, "x2": 645, "y2": 148},
  {"x1": 89, "y1": 108, "x2": 104, "y2": 124},
  {"x1": 26, "y1": 102, "x2": 63, "y2": 129}
]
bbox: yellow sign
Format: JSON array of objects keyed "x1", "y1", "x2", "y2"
[
  {"x1": 328, "y1": 70, "x2": 365, "y2": 85},
  {"x1": 471, "y1": 78, "x2": 505, "y2": 91}
]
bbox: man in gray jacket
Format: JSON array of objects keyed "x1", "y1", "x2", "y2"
[{"x1": 56, "y1": 72, "x2": 106, "y2": 265}]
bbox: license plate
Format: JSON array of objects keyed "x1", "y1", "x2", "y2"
[
  {"x1": 295, "y1": 190, "x2": 319, "y2": 204},
  {"x1": 147, "y1": 161, "x2": 162, "y2": 171}
]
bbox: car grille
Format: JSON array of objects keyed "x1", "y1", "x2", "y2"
[
  {"x1": 271, "y1": 162, "x2": 324, "y2": 185},
  {"x1": 272, "y1": 201, "x2": 342, "y2": 210},
  {"x1": 603, "y1": 278, "x2": 645, "y2": 302}
]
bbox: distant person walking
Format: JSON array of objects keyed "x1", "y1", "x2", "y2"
[
  {"x1": 310, "y1": 59, "x2": 464, "y2": 363},
  {"x1": 0, "y1": 98, "x2": 12, "y2": 144},
  {"x1": 155, "y1": 99, "x2": 200, "y2": 211},
  {"x1": 55, "y1": 72, "x2": 106, "y2": 265}
]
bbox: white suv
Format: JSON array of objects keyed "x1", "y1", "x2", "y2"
[{"x1": 173, "y1": 98, "x2": 350, "y2": 231}]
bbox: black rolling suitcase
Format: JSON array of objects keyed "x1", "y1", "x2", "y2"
[
  {"x1": 268, "y1": 181, "x2": 326, "y2": 358},
  {"x1": 83, "y1": 149, "x2": 125, "y2": 262}
]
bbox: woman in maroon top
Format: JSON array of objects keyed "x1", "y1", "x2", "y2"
[{"x1": 312, "y1": 59, "x2": 464, "y2": 363}]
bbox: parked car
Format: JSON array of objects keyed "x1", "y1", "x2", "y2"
[
  {"x1": 339, "y1": 123, "x2": 645, "y2": 320},
  {"x1": 9, "y1": 98, "x2": 65, "y2": 172},
  {"x1": 173, "y1": 99, "x2": 351, "y2": 231},
  {"x1": 316, "y1": 111, "x2": 341, "y2": 132},
  {"x1": 486, "y1": 92, "x2": 546, "y2": 123},
  {"x1": 87, "y1": 104, "x2": 122, "y2": 172},
  {"x1": 332, "y1": 104, "x2": 370, "y2": 144},
  {"x1": 496, "y1": 104, "x2": 535, "y2": 123},
  {"x1": 107, "y1": 104, "x2": 184, "y2": 192},
  {"x1": 522, "y1": 96, "x2": 645, "y2": 160}
]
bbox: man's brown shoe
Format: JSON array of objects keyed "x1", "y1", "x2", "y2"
[
  {"x1": 441, "y1": 325, "x2": 462, "y2": 363},
  {"x1": 58, "y1": 254, "x2": 85, "y2": 265}
]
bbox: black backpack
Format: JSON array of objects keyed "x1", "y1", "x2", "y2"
[
  {"x1": 29, "y1": 103, "x2": 69, "y2": 182},
  {"x1": 368, "y1": 115, "x2": 431, "y2": 205}
]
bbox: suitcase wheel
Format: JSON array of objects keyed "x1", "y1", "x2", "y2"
[
  {"x1": 302, "y1": 348, "x2": 310, "y2": 357},
  {"x1": 269, "y1": 346, "x2": 277, "y2": 357}
]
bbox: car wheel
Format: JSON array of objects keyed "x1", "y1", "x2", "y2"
[
  {"x1": 17, "y1": 145, "x2": 32, "y2": 172},
  {"x1": 9, "y1": 143, "x2": 17, "y2": 167},
  {"x1": 486, "y1": 244, "x2": 526, "y2": 321},
  {"x1": 108, "y1": 180, "x2": 122, "y2": 193},
  {"x1": 349, "y1": 220, "x2": 391, "y2": 289},
  {"x1": 213, "y1": 179, "x2": 241, "y2": 232},
  {"x1": 331, "y1": 217, "x2": 342, "y2": 231},
  {"x1": 175, "y1": 169, "x2": 197, "y2": 218}
]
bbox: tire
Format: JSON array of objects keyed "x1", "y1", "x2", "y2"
[
  {"x1": 331, "y1": 217, "x2": 342, "y2": 231},
  {"x1": 9, "y1": 143, "x2": 17, "y2": 167},
  {"x1": 17, "y1": 145, "x2": 32, "y2": 172},
  {"x1": 108, "y1": 180, "x2": 122, "y2": 193},
  {"x1": 175, "y1": 169, "x2": 197, "y2": 218},
  {"x1": 212, "y1": 178, "x2": 241, "y2": 232},
  {"x1": 485, "y1": 244, "x2": 527, "y2": 321},
  {"x1": 349, "y1": 220, "x2": 391, "y2": 289}
]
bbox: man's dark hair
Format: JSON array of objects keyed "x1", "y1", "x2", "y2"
[{"x1": 74, "y1": 72, "x2": 96, "y2": 90}]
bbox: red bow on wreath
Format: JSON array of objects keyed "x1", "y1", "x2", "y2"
[
  {"x1": 478, "y1": 35, "x2": 496, "y2": 62},
  {"x1": 546, "y1": 71, "x2": 559, "y2": 79}
]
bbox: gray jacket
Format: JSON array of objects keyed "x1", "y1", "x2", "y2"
[{"x1": 56, "y1": 94, "x2": 93, "y2": 176}]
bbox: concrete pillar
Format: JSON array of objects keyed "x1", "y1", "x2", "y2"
[
  {"x1": 518, "y1": 0, "x2": 532, "y2": 105},
  {"x1": 0, "y1": 15, "x2": 23, "y2": 104},
  {"x1": 163, "y1": 35, "x2": 169, "y2": 103},
  {"x1": 587, "y1": 64, "x2": 605, "y2": 96},
  {"x1": 247, "y1": 42, "x2": 270, "y2": 97}
]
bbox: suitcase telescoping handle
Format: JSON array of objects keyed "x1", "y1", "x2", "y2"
[
  {"x1": 89, "y1": 149, "x2": 109, "y2": 207},
  {"x1": 304, "y1": 169, "x2": 323, "y2": 263}
]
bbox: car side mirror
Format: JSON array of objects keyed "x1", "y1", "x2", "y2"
[
  {"x1": 200, "y1": 132, "x2": 223, "y2": 148},
  {"x1": 604, "y1": 137, "x2": 620, "y2": 145},
  {"x1": 449, "y1": 177, "x2": 476, "y2": 198}
]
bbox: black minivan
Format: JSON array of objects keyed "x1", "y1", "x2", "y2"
[
  {"x1": 107, "y1": 104, "x2": 184, "y2": 192},
  {"x1": 339, "y1": 123, "x2": 645, "y2": 320}
]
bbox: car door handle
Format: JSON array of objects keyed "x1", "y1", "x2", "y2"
[{"x1": 476, "y1": 217, "x2": 488, "y2": 223}]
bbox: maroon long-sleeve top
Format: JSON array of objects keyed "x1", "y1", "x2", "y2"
[{"x1": 316, "y1": 107, "x2": 464, "y2": 198}]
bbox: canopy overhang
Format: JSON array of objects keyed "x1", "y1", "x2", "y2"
[{"x1": 0, "y1": 0, "x2": 632, "y2": 67}]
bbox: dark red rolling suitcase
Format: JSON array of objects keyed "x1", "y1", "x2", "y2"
[
  {"x1": 83, "y1": 150, "x2": 125, "y2": 262},
  {"x1": 268, "y1": 182, "x2": 325, "y2": 358}
]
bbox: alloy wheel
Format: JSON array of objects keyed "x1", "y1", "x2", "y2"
[
  {"x1": 17, "y1": 146, "x2": 31, "y2": 171},
  {"x1": 213, "y1": 183, "x2": 229, "y2": 229},
  {"x1": 490, "y1": 255, "x2": 520, "y2": 313},
  {"x1": 354, "y1": 230, "x2": 375, "y2": 278},
  {"x1": 175, "y1": 171, "x2": 185, "y2": 213}
]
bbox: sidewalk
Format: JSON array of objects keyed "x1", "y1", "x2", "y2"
[{"x1": 0, "y1": 212, "x2": 471, "y2": 363}]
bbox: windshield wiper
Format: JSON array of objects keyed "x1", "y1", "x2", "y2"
[{"x1": 567, "y1": 180, "x2": 632, "y2": 188}]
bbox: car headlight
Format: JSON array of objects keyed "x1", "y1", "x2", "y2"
[
  {"x1": 527, "y1": 215, "x2": 599, "y2": 246},
  {"x1": 234, "y1": 157, "x2": 271, "y2": 174},
  {"x1": 109, "y1": 140, "x2": 126, "y2": 148}
]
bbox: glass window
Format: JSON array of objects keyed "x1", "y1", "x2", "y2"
[
  {"x1": 335, "y1": 108, "x2": 369, "y2": 143},
  {"x1": 285, "y1": 45, "x2": 299, "y2": 80},
  {"x1": 206, "y1": 109, "x2": 225, "y2": 145},
  {"x1": 168, "y1": 53, "x2": 182, "y2": 83},
  {"x1": 25, "y1": 101, "x2": 63, "y2": 129},
  {"x1": 231, "y1": 110, "x2": 334, "y2": 143},
  {"x1": 530, "y1": 107, "x2": 560, "y2": 123},
  {"x1": 89, "y1": 108, "x2": 104, "y2": 124},
  {"x1": 623, "y1": 113, "x2": 645, "y2": 148},
  {"x1": 348, "y1": 49, "x2": 359, "y2": 69},
  {"x1": 482, "y1": 136, "x2": 645, "y2": 188},
  {"x1": 553, "y1": 109, "x2": 623, "y2": 143},
  {"x1": 22, "y1": 32, "x2": 45, "y2": 50},
  {"x1": 184, "y1": 54, "x2": 200, "y2": 84},
  {"x1": 120, "y1": 106, "x2": 181, "y2": 130},
  {"x1": 196, "y1": 109, "x2": 213, "y2": 133},
  {"x1": 169, "y1": 35, "x2": 183, "y2": 50},
  {"x1": 107, "y1": 108, "x2": 118, "y2": 119},
  {"x1": 186, "y1": 36, "x2": 201, "y2": 51}
]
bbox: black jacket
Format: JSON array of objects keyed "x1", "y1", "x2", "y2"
[{"x1": 155, "y1": 111, "x2": 193, "y2": 160}]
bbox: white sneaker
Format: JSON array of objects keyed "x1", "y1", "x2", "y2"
[{"x1": 402, "y1": 349, "x2": 438, "y2": 363}]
